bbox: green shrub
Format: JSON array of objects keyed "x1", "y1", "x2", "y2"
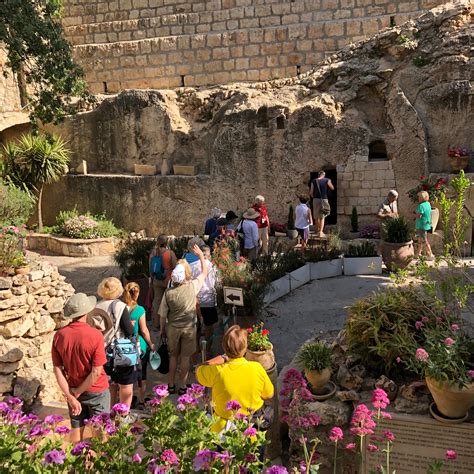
[
  {"x1": 382, "y1": 216, "x2": 412, "y2": 243},
  {"x1": 398, "y1": 34, "x2": 410, "y2": 44},
  {"x1": 0, "y1": 181, "x2": 35, "y2": 227},
  {"x1": 114, "y1": 236, "x2": 155, "y2": 278},
  {"x1": 345, "y1": 286, "x2": 446, "y2": 374},
  {"x1": 345, "y1": 240, "x2": 378, "y2": 257},
  {"x1": 296, "y1": 341, "x2": 332, "y2": 371}
]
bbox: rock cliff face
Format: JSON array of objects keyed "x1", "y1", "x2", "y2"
[
  {"x1": 45, "y1": 2, "x2": 473, "y2": 235},
  {"x1": 0, "y1": 263, "x2": 75, "y2": 406}
]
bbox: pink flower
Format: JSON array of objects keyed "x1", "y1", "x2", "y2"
[
  {"x1": 132, "y1": 453, "x2": 142, "y2": 463},
  {"x1": 451, "y1": 324, "x2": 460, "y2": 331},
  {"x1": 444, "y1": 337, "x2": 455, "y2": 347},
  {"x1": 421, "y1": 316, "x2": 429, "y2": 323},
  {"x1": 153, "y1": 384, "x2": 169, "y2": 398},
  {"x1": 345, "y1": 443, "x2": 356, "y2": 450},
  {"x1": 415, "y1": 348, "x2": 429, "y2": 362},
  {"x1": 396, "y1": 357, "x2": 401, "y2": 363},
  {"x1": 367, "y1": 444, "x2": 379, "y2": 452},
  {"x1": 371, "y1": 388, "x2": 390, "y2": 410},
  {"x1": 381, "y1": 411, "x2": 392, "y2": 420},
  {"x1": 445, "y1": 450, "x2": 457, "y2": 460},
  {"x1": 161, "y1": 449, "x2": 179, "y2": 465},
  {"x1": 350, "y1": 404, "x2": 376, "y2": 437},
  {"x1": 329, "y1": 427, "x2": 344, "y2": 442},
  {"x1": 467, "y1": 370, "x2": 474, "y2": 378},
  {"x1": 244, "y1": 427, "x2": 257, "y2": 437},
  {"x1": 383, "y1": 431, "x2": 395, "y2": 442},
  {"x1": 415, "y1": 321, "x2": 424, "y2": 330},
  {"x1": 226, "y1": 400, "x2": 242, "y2": 411}
]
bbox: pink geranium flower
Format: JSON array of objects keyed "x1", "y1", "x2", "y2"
[
  {"x1": 415, "y1": 348, "x2": 429, "y2": 362},
  {"x1": 444, "y1": 337, "x2": 455, "y2": 347},
  {"x1": 445, "y1": 450, "x2": 457, "y2": 460}
]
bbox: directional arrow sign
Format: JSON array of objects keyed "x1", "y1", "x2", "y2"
[{"x1": 223, "y1": 287, "x2": 244, "y2": 306}]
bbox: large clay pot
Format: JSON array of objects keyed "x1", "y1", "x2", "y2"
[
  {"x1": 450, "y1": 156, "x2": 469, "y2": 172},
  {"x1": 430, "y1": 207, "x2": 440, "y2": 233},
  {"x1": 426, "y1": 377, "x2": 474, "y2": 419},
  {"x1": 245, "y1": 343, "x2": 275, "y2": 371},
  {"x1": 305, "y1": 367, "x2": 331, "y2": 395},
  {"x1": 380, "y1": 240, "x2": 414, "y2": 271}
]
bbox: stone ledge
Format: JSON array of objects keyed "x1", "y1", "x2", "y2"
[{"x1": 27, "y1": 233, "x2": 119, "y2": 258}]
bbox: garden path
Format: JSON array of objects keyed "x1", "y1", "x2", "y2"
[{"x1": 264, "y1": 274, "x2": 392, "y2": 368}]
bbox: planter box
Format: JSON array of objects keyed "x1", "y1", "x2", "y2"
[
  {"x1": 343, "y1": 256, "x2": 382, "y2": 275},
  {"x1": 263, "y1": 274, "x2": 290, "y2": 305},
  {"x1": 310, "y1": 258, "x2": 343, "y2": 280},
  {"x1": 27, "y1": 233, "x2": 118, "y2": 257},
  {"x1": 134, "y1": 164, "x2": 157, "y2": 176},
  {"x1": 173, "y1": 165, "x2": 196, "y2": 176},
  {"x1": 289, "y1": 264, "x2": 310, "y2": 291}
]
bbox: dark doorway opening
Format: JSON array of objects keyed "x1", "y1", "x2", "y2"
[{"x1": 308, "y1": 169, "x2": 338, "y2": 225}]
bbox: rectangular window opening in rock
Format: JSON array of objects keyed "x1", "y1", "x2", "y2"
[{"x1": 368, "y1": 140, "x2": 389, "y2": 161}]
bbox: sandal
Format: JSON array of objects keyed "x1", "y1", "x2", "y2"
[
  {"x1": 168, "y1": 385, "x2": 176, "y2": 394},
  {"x1": 178, "y1": 387, "x2": 187, "y2": 395}
]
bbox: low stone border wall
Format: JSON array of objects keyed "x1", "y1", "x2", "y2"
[{"x1": 27, "y1": 233, "x2": 119, "y2": 257}]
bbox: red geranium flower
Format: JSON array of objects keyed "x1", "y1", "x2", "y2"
[{"x1": 262, "y1": 329, "x2": 270, "y2": 336}]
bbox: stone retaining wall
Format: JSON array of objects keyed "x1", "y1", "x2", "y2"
[
  {"x1": 27, "y1": 233, "x2": 118, "y2": 257},
  {"x1": 60, "y1": 0, "x2": 448, "y2": 92},
  {"x1": 0, "y1": 263, "x2": 75, "y2": 406}
]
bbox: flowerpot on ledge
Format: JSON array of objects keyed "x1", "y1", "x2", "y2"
[
  {"x1": 245, "y1": 343, "x2": 275, "y2": 371},
  {"x1": 450, "y1": 156, "x2": 469, "y2": 172},
  {"x1": 426, "y1": 377, "x2": 474, "y2": 420},
  {"x1": 15, "y1": 265, "x2": 30, "y2": 275},
  {"x1": 305, "y1": 368, "x2": 331, "y2": 395}
]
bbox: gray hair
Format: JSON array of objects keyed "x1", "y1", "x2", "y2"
[
  {"x1": 202, "y1": 245, "x2": 211, "y2": 258},
  {"x1": 255, "y1": 195, "x2": 265, "y2": 203},
  {"x1": 388, "y1": 190, "x2": 399, "y2": 198}
]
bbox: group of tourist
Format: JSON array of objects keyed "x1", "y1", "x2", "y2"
[{"x1": 52, "y1": 237, "x2": 274, "y2": 442}]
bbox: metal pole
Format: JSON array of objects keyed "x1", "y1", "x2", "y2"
[
  {"x1": 201, "y1": 339, "x2": 207, "y2": 363},
  {"x1": 232, "y1": 305, "x2": 236, "y2": 326}
]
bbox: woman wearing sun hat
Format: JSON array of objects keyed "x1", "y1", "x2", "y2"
[
  {"x1": 95, "y1": 277, "x2": 135, "y2": 408},
  {"x1": 158, "y1": 245, "x2": 208, "y2": 394},
  {"x1": 238, "y1": 208, "x2": 260, "y2": 261}
]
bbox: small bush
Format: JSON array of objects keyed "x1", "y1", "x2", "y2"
[
  {"x1": 398, "y1": 34, "x2": 410, "y2": 44},
  {"x1": 413, "y1": 55, "x2": 429, "y2": 67},
  {"x1": 0, "y1": 181, "x2": 35, "y2": 227},
  {"x1": 114, "y1": 236, "x2": 155, "y2": 278},
  {"x1": 345, "y1": 240, "x2": 378, "y2": 257},
  {"x1": 296, "y1": 341, "x2": 332, "y2": 371},
  {"x1": 382, "y1": 216, "x2": 412, "y2": 243},
  {"x1": 351, "y1": 206, "x2": 359, "y2": 232}
]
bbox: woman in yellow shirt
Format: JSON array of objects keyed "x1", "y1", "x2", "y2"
[{"x1": 196, "y1": 325, "x2": 274, "y2": 432}]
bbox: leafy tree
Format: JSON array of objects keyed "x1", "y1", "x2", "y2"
[
  {"x1": 0, "y1": 0, "x2": 93, "y2": 127},
  {"x1": 1, "y1": 133, "x2": 70, "y2": 232},
  {"x1": 0, "y1": 180, "x2": 35, "y2": 227}
]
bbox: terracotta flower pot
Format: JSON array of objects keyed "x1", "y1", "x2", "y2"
[
  {"x1": 450, "y1": 155, "x2": 469, "y2": 172},
  {"x1": 426, "y1": 377, "x2": 474, "y2": 419},
  {"x1": 380, "y1": 240, "x2": 414, "y2": 271},
  {"x1": 14, "y1": 266, "x2": 30, "y2": 275},
  {"x1": 305, "y1": 367, "x2": 331, "y2": 395},
  {"x1": 245, "y1": 343, "x2": 275, "y2": 371}
]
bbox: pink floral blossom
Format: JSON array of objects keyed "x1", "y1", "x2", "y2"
[
  {"x1": 396, "y1": 357, "x2": 401, "y2": 363},
  {"x1": 467, "y1": 370, "x2": 474, "y2": 378},
  {"x1": 444, "y1": 337, "x2": 455, "y2": 347},
  {"x1": 367, "y1": 444, "x2": 379, "y2": 452},
  {"x1": 415, "y1": 348, "x2": 429, "y2": 362},
  {"x1": 383, "y1": 431, "x2": 395, "y2": 442},
  {"x1": 451, "y1": 324, "x2": 460, "y2": 331},
  {"x1": 445, "y1": 450, "x2": 457, "y2": 460},
  {"x1": 329, "y1": 427, "x2": 344, "y2": 442},
  {"x1": 371, "y1": 388, "x2": 390, "y2": 410},
  {"x1": 350, "y1": 404, "x2": 376, "y2": 437},
  {"x1": 415, "y1": 321, "x2": 424, "y2": 330},
  {"x1": 345, "y1": 443, "x2": 356, "y2": 450}
]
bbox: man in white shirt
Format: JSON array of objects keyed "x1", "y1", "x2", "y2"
[
  {"x1": 377, "y1": 190, "x2": 399, "y2": 220},
  {"x1": 240, "y1": 208, "x2": 260, "y2": 261}
]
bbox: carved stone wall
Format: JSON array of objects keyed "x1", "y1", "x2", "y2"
[{"x1": 61, "y1": 0, "x2": 449, "y2": 92}]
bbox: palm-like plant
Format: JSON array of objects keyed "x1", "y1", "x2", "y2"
[{"x1": 2, "y1": 134, "x2": 70, "y2": 232}]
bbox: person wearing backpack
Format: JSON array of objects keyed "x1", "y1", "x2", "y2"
[
  {"x1": 123, "y1": 282, "x2": 155, "y2": 410},
  {"x1": 158, "y1": 244, "x2": 208, "y2": 395},
  {"x1": 149, "y1": 235, "x2": 177, "y2": 331},
  {"x1": 96, "y1": 277, "x2": 136, "y2": 408}
]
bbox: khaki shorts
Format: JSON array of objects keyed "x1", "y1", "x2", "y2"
[
  {"x1": 167, "y1": 325, "x2": 196, "y2": 358},
  {"x1": 313, "y1": 198, "x2": 330, "y2": 219}
]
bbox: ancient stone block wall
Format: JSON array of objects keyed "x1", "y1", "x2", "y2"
[
  {"x1": 0, "y1": 263, "x2": 75, "y2": 406},
  {"x1": 0, "y1": 47, "x2": 21, "y2": 114},
  {"x1": 61, "y1": 0, "x2": 448, "y2": 93}
]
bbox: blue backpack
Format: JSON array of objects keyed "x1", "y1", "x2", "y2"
[{"x1": 151, "y1": 254, "x2": 166, "y2": 279}]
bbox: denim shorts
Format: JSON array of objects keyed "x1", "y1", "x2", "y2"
[{"x1": 69, "y1": 390, "x2": 110, "y2": 428}]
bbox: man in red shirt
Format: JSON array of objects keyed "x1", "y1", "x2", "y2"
[
  {"x1": 252, "y1": 195, "x2": 270, "y2": 256},
  {"x1": 52, "y1": 293, "x2": 110, "y2": 442}
]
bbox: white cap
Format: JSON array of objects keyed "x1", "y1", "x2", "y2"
[{"x1": 171, "y1": 264, "x2": 186, "y2": 284}]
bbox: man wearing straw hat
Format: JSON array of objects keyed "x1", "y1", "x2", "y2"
[
  {"x1": 51, "y1": 293, "x2": 110, "y2": 442},
  {"x1": 239, "y1": 208, "x2": 260, "y2": 262}
]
